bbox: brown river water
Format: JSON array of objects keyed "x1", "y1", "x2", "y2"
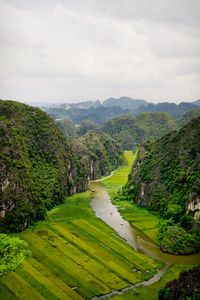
[{"x1": 90, "y1": 181, "x2": 200, "y2": 266}]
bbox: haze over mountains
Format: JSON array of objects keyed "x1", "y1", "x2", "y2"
[{"x1": 40, "y1": 96, "x2": 200, "y2": 124}]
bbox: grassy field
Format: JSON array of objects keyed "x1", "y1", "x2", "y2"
[
  {"x1": 102, "y1": 151, "x2": 135, "y2": 196},
  {"x1": 103, "y1": 151, "x2": 160, "y2": 243},
  {"x1": 0, "y1": 189, "x2": 160, "y2": 299}
]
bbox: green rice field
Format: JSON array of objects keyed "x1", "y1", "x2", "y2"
[{"x1": 0, "y1": 181, "x2": 160, "y2": 299}]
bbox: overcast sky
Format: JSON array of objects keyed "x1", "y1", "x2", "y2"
[{"x1": 0, "y1": 0, "x2": 200, "y2": 103}]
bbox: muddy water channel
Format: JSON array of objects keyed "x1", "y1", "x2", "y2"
[{"x1": 90, "y1": 181, "x2": 200, "y2": 266}]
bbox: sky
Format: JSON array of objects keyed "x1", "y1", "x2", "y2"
[{"x1": 0, "y1": 0, "x2": 200, "y2": 104}]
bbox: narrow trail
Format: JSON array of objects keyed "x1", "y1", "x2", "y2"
[
  {"x1": 92, "y1": 171, "x2": 114, "y2": 182},
  {"x1": 91, "y1": 264, "x2": 170, "y2": 300}
]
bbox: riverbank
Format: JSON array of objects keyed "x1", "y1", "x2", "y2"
[
  {"x1": 109, "y1": 264, "x2": 194, "y2": 300},
  {"x1": 103, "y1": 151, "x2": 159, "y2": 244}
]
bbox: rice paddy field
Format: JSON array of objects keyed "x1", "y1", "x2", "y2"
[
  {"x1": 1, "y1": 151, "x2": 196, "y2": 300},
  {"x1": 0, "y1": 185, "x2": 160, "y2": 299}
]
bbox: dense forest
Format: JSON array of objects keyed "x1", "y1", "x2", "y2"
[
  {"x1": 0, "y1": 101, "x2": 122, "y2": 232},
  {"x1": 72, "y1": 132, "x2": 123, "y2": 180},
  {"x1": 124, "y1": 117, "x2": 200, "y2": 254},
  {"x1": 101, "y1": 112, "x2": 176, "y2": 149}
]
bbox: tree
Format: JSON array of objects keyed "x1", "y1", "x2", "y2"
[{"x1": 0, "y1": 234, "x2": 31, "y2": 277}]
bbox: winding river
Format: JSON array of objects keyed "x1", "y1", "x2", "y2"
[{"x1": 90, "y1": 180, "x2": 200, "y2": 293}]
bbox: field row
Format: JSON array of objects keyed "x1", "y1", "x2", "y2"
[{"x1": 0, "y1": 190, "x2": 159, "y2": 300}]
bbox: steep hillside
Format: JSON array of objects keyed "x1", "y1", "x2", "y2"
[
  {"x1": 72, "y1": 132, "x2": 123, "y2": 180},
  {"x1": 125, "y1": 117, "x2": 200, "y2": 253},
  {"x1": 77, "y1": 120, "x2": 100, "y2": 135},
  {"x1": 0, "y1": 101, "x2": 88, "y2": 232},
  {"x1": 57, "y1": 118, "x2": 77, "y2": 138},
  {"x1": 101, "y1": 115, "x2": 144, "y2": 150},
  {"x1": 102, "y1": 112, "x2": 176, "y2": 150},
  {"x1": 127, "y1": 117, "x2": 200, "y2": 218},
  {"x1": 177, "y1": 109, "x2": 200, "y2": 128},
  {"x1": 134, "y1": 112, "x2": 176, "y2": 141}
]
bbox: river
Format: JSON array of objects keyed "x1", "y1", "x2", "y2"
[{"x1": 90, "y1": 181, "x2": 200, "y2": 266}]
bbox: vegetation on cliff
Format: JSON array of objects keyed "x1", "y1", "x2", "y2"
[
  {"x1": 57, "y1": 118, "x2": 77, "y2": 138},
  {"x1": 0, "y1": 100, "x2": 88, "y2": 232},
  {"x1": 125, "y1": 117, "x2": 200, "y2": 254},
  {"x1": 0, "y1": 101, "x2": 123, "y2": 233},
  {"x1": 77, "y1": 119, "x2": 100, "y2": 135},
  {"x1": 101, "y1": 112, "x2": 176, "y2": 150},
  {"x1": 177, "y1": 109, "x2": 200, "y2": 128},
  {"x1": 72, "y1": 132, "x2": 123, "y2": 180}
]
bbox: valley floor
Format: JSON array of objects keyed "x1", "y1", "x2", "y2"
[
  {"x1": 1, "y1": 151, "x2": 198, "y2": 300},
  {"x1": 0, "y1": 153, "x2": 159, "y2": 300},
  {"x1": 103, "y1": 151, "x2": 160, "y2": 243}
]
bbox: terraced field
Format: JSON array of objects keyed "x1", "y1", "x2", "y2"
[{"x1": 0, "y1": 190, "x2": 160, "y2": 300}]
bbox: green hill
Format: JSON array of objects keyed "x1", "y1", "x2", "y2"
[
  {"x1": 0, "y1": 101, "x2": 123, "y2": 233},
  {"x1": 101, "y1": 112, "x2": 176, "y2": 150},
  {"x1": 0, "y1": 101, "x2": 88, "y2": 232},
  {"x1": 134, "y1": 112, "x2": 176, "y2": 141},
  {"x1": 177, "y1": 109, "x2": 200, "y2": 128},
  {"x1": 125, "y1": 117, "x2": 200, "y2": 254},
  {"x1": 72, "y1": 132, "x2": 123, "y2": 180}
]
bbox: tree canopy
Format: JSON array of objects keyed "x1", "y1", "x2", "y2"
[{"x1": 0, "y1": 234, "x2": 31, "y2": 277}]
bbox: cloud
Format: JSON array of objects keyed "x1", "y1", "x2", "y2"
[{"x1": 0, "y1": 0, "x2": 200, "y2": 103}]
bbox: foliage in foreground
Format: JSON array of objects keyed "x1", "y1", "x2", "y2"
[
  {"x1": 158, "y1": 266, "x2": 200, "y2": 300},
  {"x1": 0, "y1": 234, "x2": 31, "y2": 277}
]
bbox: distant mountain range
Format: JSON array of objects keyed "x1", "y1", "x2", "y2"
[
  {"x1": 138, "y1": 101, "x2": 199, "y2": 118},
  {"x1": 103, "y1": 96, "x2": 148, "y2": 110},
  {"x1": 42, "y1": 96, "x2": 200, "y2": 123}
]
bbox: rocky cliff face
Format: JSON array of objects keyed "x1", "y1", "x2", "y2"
[
  {"x1": 0, "y1": 101, "x2": 89, "y2": 232},
  {"x1": 126, "y1": 117, "x2": 200, "y2": 220},
  {"x1": 72, "y1": 132, "x2": 123, "y2": 181}
]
